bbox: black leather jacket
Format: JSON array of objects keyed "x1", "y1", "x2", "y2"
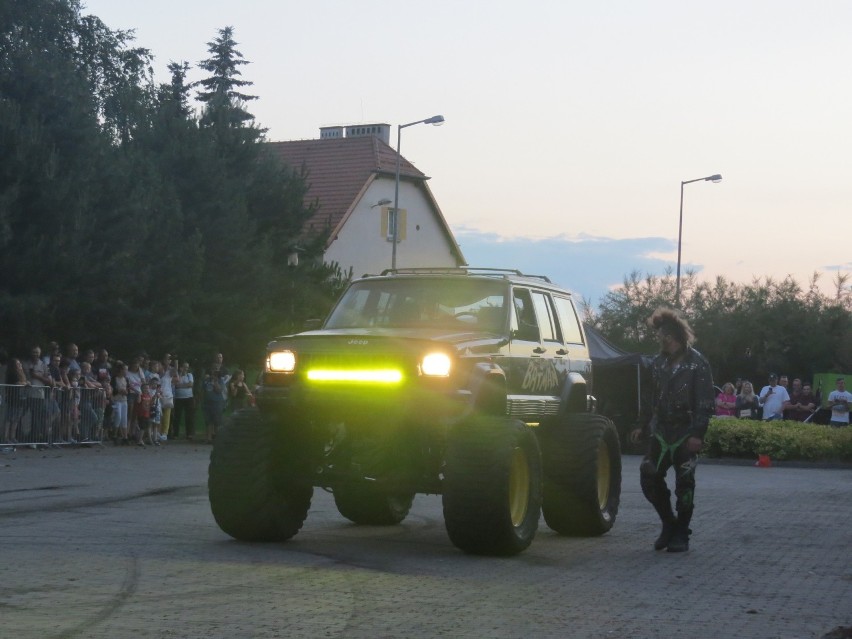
[{"x1": 644, "y1": 347, "x2": 716, "y2": 442}]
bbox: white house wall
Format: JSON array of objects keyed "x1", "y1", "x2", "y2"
[{"x1": 324, "y1": 179, "x2": 461, "y2": 278}]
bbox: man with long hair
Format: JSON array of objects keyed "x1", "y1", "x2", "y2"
[{"x1": 631, "y1": 308, "x2": 715, "y2": 552}]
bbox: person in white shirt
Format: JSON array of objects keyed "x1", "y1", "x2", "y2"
[
  {"x1": 759, "y1": 373, "x2": 790, "y2": 420},
  {"x1": 172, "y1": 361, "x2": 195, "y2": 440},
  {"x1": 827, "y1": 377, "x2": 852, "y2": 427}
]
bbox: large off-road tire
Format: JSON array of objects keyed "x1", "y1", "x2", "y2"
[
  {"x1": 333, "y1": 485, "x2": 415, "y2": 525},
  {"x1": 539, "y1": 413, "x2": 621, "y2": 536},
  {"x1": 208, "y1": 408, "x2": 313, "y2": 542},
  {"x1": 442, "y1": 416, "x2": 542, "y2": 556}
]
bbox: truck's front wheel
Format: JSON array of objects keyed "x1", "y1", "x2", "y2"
[
  {"x1": 442, "y1": 416, "x2": 542, "y2": 556},
  {"x1": 539, "y1": 412, "x2": 621, "y2": 536},
  {"x1": 208, "y1": 408, "x2": 312, "y2": 541}
]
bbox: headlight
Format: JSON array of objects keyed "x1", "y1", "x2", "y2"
[
  {"x1": 268, "y1": 350, "x2": 296, "y2": 372},
  {"x1": 421, "y1": 352, "x2": 452, "y2": 377}
]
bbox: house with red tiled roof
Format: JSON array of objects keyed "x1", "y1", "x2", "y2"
[{"x1": 266, "y1": 124, "x2": 464, "y2": 278}]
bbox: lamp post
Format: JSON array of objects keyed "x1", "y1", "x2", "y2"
[
  {"x1": 676, "y1": 173, "x2": 722, "y2": 306},
  {"x1": 391, "y1": 114, "x2": 444, "y2": 269},
  {"x1": 287, "y1": 246, "x2": 301, "y2": 333}
]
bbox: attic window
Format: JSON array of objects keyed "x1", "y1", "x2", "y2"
[{"x1": 380, "y1": 206, "x2": 407, "y2": 242}]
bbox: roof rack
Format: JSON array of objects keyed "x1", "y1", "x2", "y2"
[{"x1": 376, "y1": 267, "x2": 552, "y2": 283}]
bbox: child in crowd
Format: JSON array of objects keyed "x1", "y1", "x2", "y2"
[
  {"x1": 111, "y1": 362, "x2": 129, "y2": 444},
  {"x1": 100, "y1": 371, "x2": 113, "y2": 441},
  {"x1": 148, "y1": 375, "x2": 163, "y2": 445},
  {"x1": 68, "y1": 370, "x2": 82, "y2": 442},
  {"x1": 227, "y1": 369, "x2": 253, "y2": 411},
  {"x1": 137, "y1": 381, "x2": 153, "y2": 446}
]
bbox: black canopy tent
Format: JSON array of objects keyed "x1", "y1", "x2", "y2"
[{"x1": 584, "y1": 324, "x2": 653, "y2": 449}]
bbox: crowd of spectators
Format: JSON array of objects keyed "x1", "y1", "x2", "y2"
[
  {"x1": 1, "y1": 342, "x2": 254, "y2": 448},
  {"x1": 714, "y1": 373, "x2": 850, "y2": 426},
  {"x1": 4, "y1": 342, "x2": 849, "y2": 447}
]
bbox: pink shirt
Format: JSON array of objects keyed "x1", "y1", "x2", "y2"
[{"x1": 716, "y1": 392, "x2": 737, "y2": 416}]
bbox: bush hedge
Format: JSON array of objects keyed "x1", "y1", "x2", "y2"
[{"x1": 703, "y1": 417, "x2": 852, "y2": 462}]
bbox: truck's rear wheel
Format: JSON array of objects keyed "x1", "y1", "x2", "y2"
[
  {"x1": 442, "y1": 416, "x2": 542, "y2": 556},
  {"x1": 208, "y1": 408, "x2": 312, "y2": 541},
  {"x1": 540, "y1": 413, "x2": 621, "y2": 536},
  {"x1": 334, "y1": 485, "x2": 415, "y2": 525}
]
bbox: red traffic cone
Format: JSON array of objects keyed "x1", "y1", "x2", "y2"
[{"x1": 755, "y1": 454, "x2": 772, "y2": 468}]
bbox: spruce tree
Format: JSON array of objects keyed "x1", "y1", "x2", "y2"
[{"x1": 194, "y1": 26, "x2": 258, "y2": 129}]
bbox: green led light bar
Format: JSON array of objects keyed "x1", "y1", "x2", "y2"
[{"x1": 306, "y1": 369, "x2": 403, "y2": 383}]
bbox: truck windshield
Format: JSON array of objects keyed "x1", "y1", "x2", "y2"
[{"x1": 325, "y1": 277, "x2": 508, "y2": 332}]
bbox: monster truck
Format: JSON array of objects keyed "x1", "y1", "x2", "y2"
[{"x1": 208, "y1": 267, "x2": 621, "y2": 556}]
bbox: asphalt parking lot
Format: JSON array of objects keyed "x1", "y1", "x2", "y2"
[{"x1": 1, "y1": 443, "x2": 850, "y2": 639}]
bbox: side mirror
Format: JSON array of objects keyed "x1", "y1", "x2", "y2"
[{"x1": 302, "y1": 318, "x2": 323, "y2": 331}]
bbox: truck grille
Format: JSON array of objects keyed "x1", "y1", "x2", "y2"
[
  {"x1": 301, "y1": 352, "x2": 413, "y2": 383},
  {"x1": 508, "y1": 398, "x2": 560, "y2": 418}
]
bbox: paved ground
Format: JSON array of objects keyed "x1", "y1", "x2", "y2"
[{"x1": 0, "y1": 443, "x2": 850, "y2": 639}]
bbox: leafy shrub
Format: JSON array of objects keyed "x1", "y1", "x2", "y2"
[{"x1": 703, "y1": 417, "x2": 852, "y2": 462}]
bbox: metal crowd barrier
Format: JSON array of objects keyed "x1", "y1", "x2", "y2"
[{"x1": 1, "y1": 383, "x2": 107, "y2": 449}]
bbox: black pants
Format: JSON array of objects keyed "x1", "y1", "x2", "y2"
[
  {"x1": 172, "y1": 397, "x2": 196, "y2": 439},
  {"x1": 639, "y1": 434, "x2": 698, "y2": 526}
]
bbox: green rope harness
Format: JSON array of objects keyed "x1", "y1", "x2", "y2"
[{"x1": 654, "y1": 433, "x2": 690, "y2": 471}]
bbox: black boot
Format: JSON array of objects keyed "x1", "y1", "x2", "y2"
[
  {"x1": 654, "y1": 518, "x2": 677, "y2": 550},
  {"x1": 666, "y1": 522, "x2": 691, "y2": 553}
]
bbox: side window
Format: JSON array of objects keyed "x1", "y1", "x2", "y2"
[
  {"x1": 553, "y1": 296, "x2": 584, "y2": 344},
  {"x1": 511, "y1": 288, "x2": 540, "y2": 341},
  {"x1": 531, "y1": 291, "x2": 559, "y2": 342}
]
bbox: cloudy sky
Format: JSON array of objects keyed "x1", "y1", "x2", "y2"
[{"x1": 83, "y1": 0, "x2": 852, "y2": 306}]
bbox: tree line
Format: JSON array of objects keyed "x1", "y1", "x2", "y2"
[
  {"x1": 0, "y1": 0, "x2": 347, "y2": 366},
  {"x1": 3, "y1": 1, "x2": 848, "y2": 383},
  {"x1": 588, "y1": 268, "x2": 852, "y2": 387}
]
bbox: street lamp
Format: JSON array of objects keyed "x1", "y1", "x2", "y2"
[
  {"x1": 391, "y1": 114, "x2": 445, "y2": 269},
  {"x1": 676, "y1": 173, "x2": 722, "y2": 306}
]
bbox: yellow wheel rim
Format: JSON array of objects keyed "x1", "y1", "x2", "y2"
[
  {"x1": 509, "y1": 446, "x2": 530, "y2": 527},
  {"x1": 597, "y1": 439, "x2": 611, "y2": 510}
]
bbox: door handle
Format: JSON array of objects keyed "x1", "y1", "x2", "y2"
[
  {"x1": 533, "y1": 346, "x2": 547, "y2": 354},
  {"x1": 556, "y1": 349, "x2": 568, "y2": 356}
]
